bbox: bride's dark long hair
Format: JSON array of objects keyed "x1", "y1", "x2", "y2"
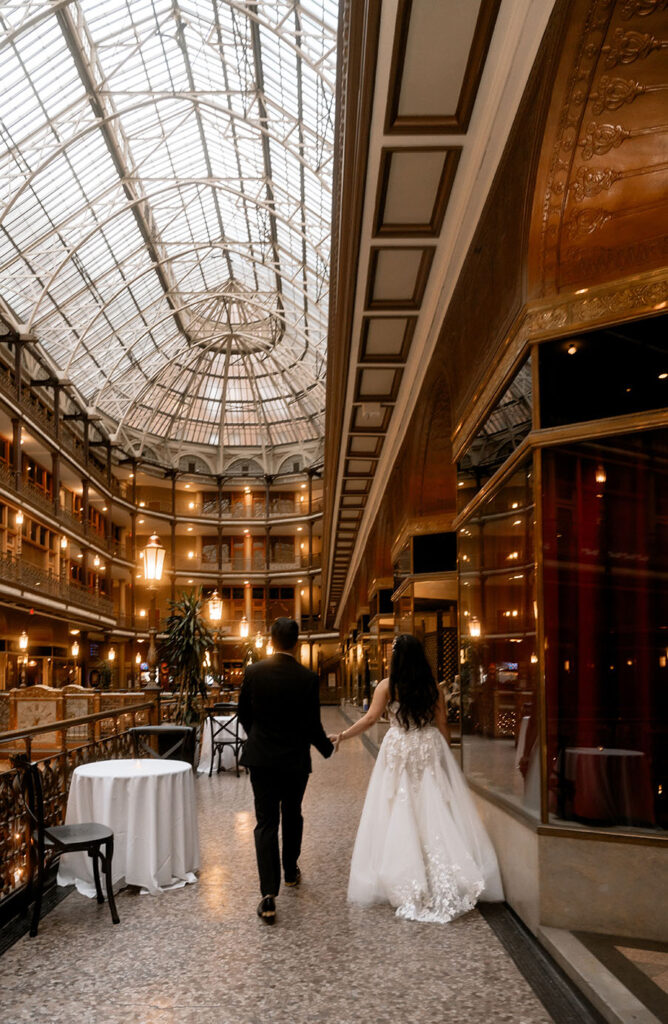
[{"x1": 388, "y1": 634, "x2": 440, "y2": 730}]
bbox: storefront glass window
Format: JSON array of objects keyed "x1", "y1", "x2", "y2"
[
  {"x1": 543, "y1": 430, "x2": 667, "y2": 831},
  {"x1": 459, "y1": 460, "x2": 540, "y2": 816},
  {"x1": 539, "y1": 314, "x2": 668, "y2": 429}
]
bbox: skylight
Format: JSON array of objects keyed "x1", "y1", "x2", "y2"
[{"x1": 0, "y1": 0, "x2": 337, "y2": 463}]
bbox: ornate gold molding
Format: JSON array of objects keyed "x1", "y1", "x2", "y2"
[{"x1": 452, "y1": 265, "x2": 668, "y2": 459}]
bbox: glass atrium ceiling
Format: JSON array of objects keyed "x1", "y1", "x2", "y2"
[{"x1": 0, "y1": 0, "x2": 337, "y2": 459}]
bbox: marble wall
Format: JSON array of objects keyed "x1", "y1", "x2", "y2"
[{"x1": 474, "y1": 790, "x2": 668, "y2": 943}]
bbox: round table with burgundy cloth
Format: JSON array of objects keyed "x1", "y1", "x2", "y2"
[{"x1": 562, "y1": 747, "x2": 655, "y2": 826}]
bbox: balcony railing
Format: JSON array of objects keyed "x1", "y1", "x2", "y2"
[
  {"x1": 171, "y1": 553, "x2": 321, "y2": 574},
  {"x1": 157, "y1": 498, "x2": 324, "y2": 520},
  {"x1": 0, "y1": 553, "x2": 115, "y2": 618},
  {"x1": 0, "y1": 365, "x2": 123, "y2": 498},
  {"x1": 0, "y1": 465, "x2": 125, "y2": 560}
]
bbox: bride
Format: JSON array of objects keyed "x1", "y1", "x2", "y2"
[{"x1": 331, "y1": 634, "x2": 503, "y2": 924}]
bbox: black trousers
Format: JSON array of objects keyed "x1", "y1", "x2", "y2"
[{"x1": 249, "y1": 766, "x2": 309, "y2": 897}]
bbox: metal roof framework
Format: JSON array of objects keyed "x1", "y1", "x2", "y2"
[{"x1": 0, "y1": 0, "x2": 336, "y2": 468}]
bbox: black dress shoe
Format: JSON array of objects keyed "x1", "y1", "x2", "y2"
[
  {"x1": 257, "y1": 895, "x2": 276, "y2": 924},
  {"x1": 285, "y1": 866, "x2": 301, "y2": 887}
]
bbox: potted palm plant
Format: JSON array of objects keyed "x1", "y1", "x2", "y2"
[{"x1": 163, "y1": 590, "x2": 215, "y2": 724}]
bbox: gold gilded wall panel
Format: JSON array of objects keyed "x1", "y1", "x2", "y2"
[{"x1": 531, "y1": 0, "x2": 668, "y2": 295}]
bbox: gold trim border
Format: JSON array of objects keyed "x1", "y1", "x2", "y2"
[{"x1": 452, "y1": 268, "x2": 668, "y2": 462}]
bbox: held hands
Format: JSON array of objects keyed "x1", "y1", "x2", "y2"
[{"x1": 328, "y1": 732, "x2": 342, "y2": 752}]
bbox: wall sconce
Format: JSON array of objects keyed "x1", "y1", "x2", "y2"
[
  {"x1": 107, "y1": 647, "x2": 115, "y2": 662},
  {"x1": 255, "y1": 632, "x2": 264, "y2": 650},
  {"x1": 469, "y1": 618, "x2": 481, "y2": 638},
  {"x1": 135, "y1": 653, "x2": 142, "y2": 666},
  {"x1": 595, "y1": 464, "x2": 607, "y2": 485},
  {"x1": 15, "y1": 510, "x2": 24, "y2": 528},
  {"x1": 93, "y1": 554, "x2": 100, "y2": 569},
  {"x1": 71, "y1": 641, "x2": 79, "y2": 658},
  {"x1": 61, "y1": 535, "x2": 68, "y2": 550},
  {"x1": 239, "y1": 616, "x2": 249, "y2": 639},
  {"x1": 266, "y1": 641, "x2": 274, "y2": 656},
  {"x1": 19, "y1": 631, "x2": 28, "y2": 651}
]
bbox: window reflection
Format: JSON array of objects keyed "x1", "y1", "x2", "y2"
[
  {"x1": 543, "y1": 432, "x2": 667, "y2": 830},
  {"x1": 459, "y1": 461, "x2": 540, "y2": 816},
  {"x1": 457, "y1": 358, "x2": 533, "y2": 513},
  {"x1": 539, "y1": 315, "x2": 668, "y2": 429}
]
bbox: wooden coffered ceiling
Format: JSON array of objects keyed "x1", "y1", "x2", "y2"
[{"x1": 323, "y1": 0, "x2": 557, "y2": 626}]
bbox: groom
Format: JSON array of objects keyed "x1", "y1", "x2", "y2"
[{"x1": 238, "y1": 617, "x2": 334, "y2": 924}]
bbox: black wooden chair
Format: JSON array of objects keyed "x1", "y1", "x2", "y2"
[
  {"x1": 11, "y1": 755, "x2": 119, "y2": 936},
  {"x1": 208, "y1": 703, "x2": 244, "y2": 777},
  {"x1": 127, "y1": 724, "x2": 197, "y2": 766}
]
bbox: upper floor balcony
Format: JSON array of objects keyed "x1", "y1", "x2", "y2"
[
  {"x1": 0, "y1": 461, "x2": 127, "y2": 562},
  {"x1": 0, "y1": 364, "x2": 324, "y2": 547},
  {"x1": 139, "y1": 495, "x2": 323, "y2": 523},
  {"x1": 0, "y1": 552, "x2": 115, "y2": 623},
  {"x1": 172, "y1": 552, "x2": 321, "y2": 574}
]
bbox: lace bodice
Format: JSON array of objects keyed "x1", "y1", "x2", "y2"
[
  {"x1": 383, "y1": 702, "x2": 442, "y2": 780},
  {"x1": 386, "y1": 700, "x2": 423, "y2": 731}
]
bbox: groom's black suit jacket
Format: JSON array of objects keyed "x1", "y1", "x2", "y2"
[{"x1": 238, "y1": 652, "x2": 333, "y2": 774}]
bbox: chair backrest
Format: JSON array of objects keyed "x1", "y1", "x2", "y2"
[
  {"x1": 210, "y1": 711, "x2": 240, "y2": 746},
  {"x1": 129, "y1": 725, "x2": 196, "y2": 765},
  {"x1": 10, "y1": 755, "x2": 46, "y2": 853}
]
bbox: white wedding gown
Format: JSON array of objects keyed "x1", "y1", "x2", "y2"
[{"x1": 348, "y1": 705, "x2": 503, "y2": 923}]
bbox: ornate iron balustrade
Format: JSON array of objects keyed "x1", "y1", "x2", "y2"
[
  {"x1": 0, "y1": 553, "x2": 115, "y2": 617},
  {"x1": 0, "y1": 366, "x2": 123, "y2": 499},
  {"x1": 0, "y1": 462, "x2": 122, "y2": 560}
]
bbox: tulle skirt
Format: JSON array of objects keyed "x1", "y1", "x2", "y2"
[{"x1": 347, "y1": 724, "x2": 503, "y2": 923}]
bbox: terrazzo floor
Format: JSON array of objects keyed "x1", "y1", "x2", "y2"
[{"x1": 0, "y1": 709, "x2": 554, "y2": 1024}]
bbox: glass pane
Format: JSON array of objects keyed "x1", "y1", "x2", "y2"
[
  {"x1": 457, "y1": 357, "x2": 533, "y2": 513},
  {"x1": 539, "y1": 314, "x2": 668, "y2": 429},
  {"x1": 0, "y1": 1, "x2": 337, "y2": 457},
  {"x1": 543, "y1": 431, "x2": 667, "y2": 831},
  {"x1": 459, "y1": 460, "x2": 540, "y2": 817}
]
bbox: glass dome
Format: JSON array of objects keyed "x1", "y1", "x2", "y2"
[{"x1": 0, "y1": 0, "x2": 337, "y2": 459}]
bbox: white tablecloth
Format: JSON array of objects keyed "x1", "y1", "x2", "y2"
[
  {"x1": 197, "y1": 715, "x2": 246, "y2": 774},
  {"x1": 57, "y1": 759, "x2": 199, "y2": 896}
]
